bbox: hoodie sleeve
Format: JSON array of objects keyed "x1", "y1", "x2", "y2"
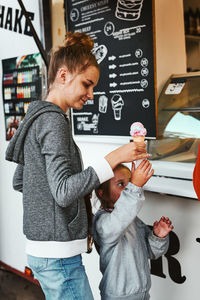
[
  {"x1": 147, "y1": 231, "x2": 169, "y2": 259},
  {"x1": 137, "y1": 218, "x2": 169, "y2": 259},
  {"x1": 94, "y1": 183, "x2": 144, "y2": 244},
  {"x1": 13, "y1": 164, "x2": 24, "y2": 193},
  {"x1": 35, "y1": 112, "x2": 102, "y2": 207}
]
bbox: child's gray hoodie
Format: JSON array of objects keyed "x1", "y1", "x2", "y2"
[{"x1": 92, "y1": 183, "x2": 169, "y2": 300}]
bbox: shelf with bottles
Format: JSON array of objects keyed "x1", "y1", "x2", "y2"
[
  {"x1": 184, "y1": 7, "x2": 200, "y2": 37},
  {"x1": 5, "y1": 115, "x2": 24, "y2": 141},
  {"x1": 3, "y1": 84, "x2": 38, "y2": 101},
  {"x1": 2, "y1": 66, "x2": 41, "y2": 105},
  {"x1": 4, "y1": 99, "x2": 37, "y2": 116},
  {"x1": 3, "y1": 66, "x2": 39, "y2": 86},
  {"x1": 186, "y1": 34, "x2": 200, "y2": 42}
]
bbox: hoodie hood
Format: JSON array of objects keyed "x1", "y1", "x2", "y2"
[{"x1": 5, "y1": 101, "x2": 66, "y2": 164}]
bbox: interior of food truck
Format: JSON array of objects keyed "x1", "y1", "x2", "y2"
[
  {"x1": 147, "y1": 0, "x2": 200, "y2": 166},
  {"x1": 149, "y1": 72, "x2": 200, "y2": 163}
]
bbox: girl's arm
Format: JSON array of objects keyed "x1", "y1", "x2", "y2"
[
  {"x1": 36, "y1": 112, "x2": 102, "y2": 208},
  {"x1": 36, "y1": 113, "x2": 150, "y2": 208},
  {"x1": 105, "y1": 143, "x2": 150, "y2": 170},
  {"x1": 13, "y1": 164, "x2": 24, "y2": 192}
]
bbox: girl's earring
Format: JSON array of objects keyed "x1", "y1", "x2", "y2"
[
  {"x1": 62, "y1": 73, "x2": 66, "y2": 83},
  {"x1": 59, "y1": 68, "x2": 66, "y2": 83}
]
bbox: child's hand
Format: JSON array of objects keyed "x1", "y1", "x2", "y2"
[
  {"x1": 131, "y1": 160, "x2": 154, "y2": 187},
  {"x1": 153, "y1": 216, "x2": 174, "y2": 238}
]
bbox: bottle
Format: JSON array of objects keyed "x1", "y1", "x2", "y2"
[
  {"x1": 188, "y1": 7, "x2": 196, "y2": 35},
  {"x1": 184, "y1": 10, "x2": 189, "y2": 35},
  {"x1": 196, "y1": 8, "x2": 200, "y2": 36}
]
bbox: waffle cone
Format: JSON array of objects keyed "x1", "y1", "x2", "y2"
[{"x1": 133, "y1": 136, "x2": 145, "y2": 143}]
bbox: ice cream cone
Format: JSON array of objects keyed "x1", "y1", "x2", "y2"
[
  {"x1": 133, "y1": 136, "x2": 145, "y2": 144},
  {"x1": 130, "y1": 122, "x2": 147, "y2": 140},
  {"x1": 134, "y1": 138, "x2": 147, "y2": 167},
  {"x1": 133, "y1": 136, "x2": 147, "y2": 168},
  {"x1": 129, "y1": 122, "x2": 147, "y2": 168},
  {"x1": 111, "y1": 94, "x2": 124, "y2": 121}
]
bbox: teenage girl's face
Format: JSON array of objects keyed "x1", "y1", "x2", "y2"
[
  {"x1": 107, "y1": 167, "x2": 131, "y2": 208},
  {"x1": 63, "y1": 65, "x2": 99, "y2": 110}
]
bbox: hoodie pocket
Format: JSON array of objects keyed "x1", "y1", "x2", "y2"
[{"x1": 68, "y1": 200, "x2": 87, "y2": 240}]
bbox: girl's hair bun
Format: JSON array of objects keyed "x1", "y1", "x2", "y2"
[
  {"x1": 64, "y1": 32, "x2": 94, "y2": 52},
  {"x1": 48, "y1": 31, "x2": 98, "y2": 86}
]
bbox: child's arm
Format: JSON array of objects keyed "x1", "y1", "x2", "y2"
[
  {"x1": 94, "y1": 183, "x2": 144, "y2": 245},
  {"x1": 142, "y1": 216, "x2": 173, "y2": 259},
  {"x1": 94, "y1": 162, "x2": 154, "y2": 245}
]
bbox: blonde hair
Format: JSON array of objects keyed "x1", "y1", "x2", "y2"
[{"x1": 48, "y1": 32, "x2": 99, "y2": 86}]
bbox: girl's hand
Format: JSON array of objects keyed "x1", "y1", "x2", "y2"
[
  {"x1": 131, "y1": 160, "x2": 154, "y2": 187},
  {"x1": 105, "y1": 142, "x2": 151, "y2": 170},
  {"x1": 153, "y1": 216, "x2": 174, "y2": 238}
]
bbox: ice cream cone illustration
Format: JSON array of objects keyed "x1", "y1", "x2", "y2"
[{"x1": 111, "y1": 94, "x2": 124, "y2": 121}]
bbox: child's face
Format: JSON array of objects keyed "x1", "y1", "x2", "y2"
[{"x1": 107, "y1": 167, "x2": 131, "y2": 208}]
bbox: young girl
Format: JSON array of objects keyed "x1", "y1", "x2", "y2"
[
  {"x1": 6, "y1": 32, "x2": 150, "y2": 300},
  {"x1": 93, "y1": 160, "x2": 173, "y2": 300}
]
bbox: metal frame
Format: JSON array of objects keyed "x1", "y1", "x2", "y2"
[{"x1": 17, "y1": 0, "x2": 52, "y2": 69}]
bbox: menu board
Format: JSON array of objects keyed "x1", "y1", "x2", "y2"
[{"x1": 65, "y1": 0, "x2": 156, "y2": 138}]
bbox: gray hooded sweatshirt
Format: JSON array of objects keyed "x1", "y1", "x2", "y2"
[
  {"x1": 6, "y1": 101, "x2": 101, "y2": 243},
  {"x1": 92, "y1": 183, "x2": 169, "y2": 300}
]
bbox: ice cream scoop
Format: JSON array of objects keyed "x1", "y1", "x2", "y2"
[{"x1": 130, "y1": 122, "x2": 147, "y2": 143}]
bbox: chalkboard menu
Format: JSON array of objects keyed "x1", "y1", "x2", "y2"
[{"x1": 65, "y1": 0, "x2": 156, "y2": 138}]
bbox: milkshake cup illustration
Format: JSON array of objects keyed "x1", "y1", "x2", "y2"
[
  {"x1": 99, "y1": 95, "x2": 108, "y2": 113},
  {"x1": 115, "y1": 0, "x2": 144, "y2": 21},
  {"x1": 111, "y1": 94, "x2": 124, "y2": 121}
]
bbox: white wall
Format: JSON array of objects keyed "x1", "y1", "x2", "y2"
[
  {"x1": 155, "y1": 0, "x2": 186, "y2": 96},
  {"x1": 83, "y1": 191, "x2": 200, "y2": 300},
  {"x1": 0, "y1": 0, "x2": 43, "y2": 270},
  {"x1": 139, "y1": 192, "x2": 200, "y2": 300}
]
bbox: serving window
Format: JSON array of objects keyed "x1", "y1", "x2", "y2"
[{"x1": 148, "y1": 72, "x2": 200, "y2": 163}]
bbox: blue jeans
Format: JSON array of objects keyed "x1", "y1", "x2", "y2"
[{"x1": 27, "y1": 254, "x2": 94, "y2": 300}]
